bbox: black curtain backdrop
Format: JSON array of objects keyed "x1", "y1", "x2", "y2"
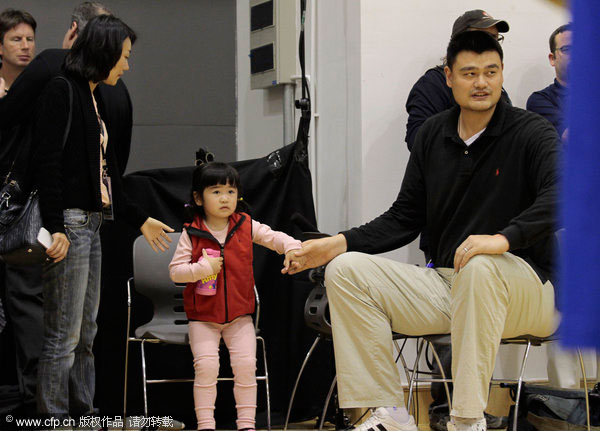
[{"x1": 94, "y1": 140, "x2": 335, "y2": 428}]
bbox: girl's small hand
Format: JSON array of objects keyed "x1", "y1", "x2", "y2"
[
  {"x1": 282, "y1": 249, "x2": 305, "y2": 274},
  {"x1": 203, "y1": 248, "x2": 223, "y2": 274},
  {"x1": 46, "y1": 232, "x2": 70, "y2": 263}
]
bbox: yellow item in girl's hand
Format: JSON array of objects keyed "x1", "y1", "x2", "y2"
[{"x1": 196, "y1": 273, "x2": 218, "y2": 296}]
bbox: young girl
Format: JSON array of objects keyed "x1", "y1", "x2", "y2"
[{"x1": 169, "y1": 162, "x2": 303, "y2": 431}]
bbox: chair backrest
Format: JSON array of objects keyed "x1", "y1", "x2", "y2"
[
  {"x1": 132, "y1": 232, "x2": 188, "y2": 327},
  {"x1": 303, "y1": 283, "x2": 332, "y2": 337}
]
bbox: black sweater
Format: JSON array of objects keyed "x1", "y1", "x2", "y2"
[
  {"x1": 32, "y1": 72, "x2": 147, "y2": 234},
  {"x1": 0, "y1": 49, "x2": 133, "y2": 174},
  {"x1": 344, "y1": 101, "x2": 560, "y2": 283}
]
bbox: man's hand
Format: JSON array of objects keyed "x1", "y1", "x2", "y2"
[
  {"x1": 453, "y1": 234, "x2": 509, "y2": 272},
  {"x1": 0, "y1": 77, "x2": 6, "y2": 98},
  {"x1": 202, "y1": 248, "x2": 223, "y2": 274},
  {"x1": 281, "y1": 248, "x2": 306, "y2": 274},
  {"x1": 140, "y1": 217, "x2": 175, "y2": 252},
  {"x1": 46, "y1": 232, "x2": 70, "y2": 263},
  {"x1": 286, "y1": 234, "x2": 348, "y2": 275}
]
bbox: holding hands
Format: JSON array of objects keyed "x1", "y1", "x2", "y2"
[
  {"x1": 283, "y1": 234, "x2": 348, "y2": 275},
  {"x1": 281, "y1": 248, "x2": 307, "y2": 274}
]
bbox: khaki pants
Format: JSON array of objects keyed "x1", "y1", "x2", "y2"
[{"x1": 325, "y1": 251, "x2": 557, "y2": 418}]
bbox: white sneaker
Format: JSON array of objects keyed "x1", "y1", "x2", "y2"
[
  {"x1": 447, "y1": 416, "x2": 486, "y2": 431},
  {"x1": 353, "y1": 407, "x2": 418, "y2": 431}
]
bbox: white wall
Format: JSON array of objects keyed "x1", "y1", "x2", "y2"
[
  {"x1": 236, "y1": 0, "x2": 285, "y2": 161},
  {"x1": 236, "y1": 0, "x2": 594, "y2": 383}
]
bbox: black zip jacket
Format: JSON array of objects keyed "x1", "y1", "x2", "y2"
[
  {"x1": 32, "y1": 73, "x2": 147, "y2": 234},
  {"x1": 344, "y1": 100, "x2": 560, "y2": 284}
]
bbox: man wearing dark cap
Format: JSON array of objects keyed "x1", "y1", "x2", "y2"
[
  {"x1": 403, "y1": 10, "x2": 510, "y2": 431},
  {"x1": 405, "y1": 9, "x2": 510, "y2": 151}
]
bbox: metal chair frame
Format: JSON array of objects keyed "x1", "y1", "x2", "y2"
[
  {"x1": 407, "y1": 334, "x2": 591, "y2": 431},
  {"x1": 123, "y1": 232, "x2": 271, "y2": 430},
  {"x1": 288, "y1": 278, "x2": 591, "y2": 431},
  {"x1": 283, "y1": 277, "x2": 452, "y2": 431}
]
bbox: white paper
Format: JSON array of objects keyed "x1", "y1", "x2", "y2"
[{"x1": 37, "y1": 227, "x2": 53, "y2": 249}]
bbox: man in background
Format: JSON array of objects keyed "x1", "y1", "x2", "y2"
[
  {"x1": 0, "y1": 7, "x2": 38, "y2": 415},
  {"x1": 0, "y1": 9, "x2": 35, "y2": 91},
  {"x1": 527, "y1": 23, "x2": 571, "y2": 141},
  {"x1": 528, "y1": 23, "x2": 594, "y2": 390}
]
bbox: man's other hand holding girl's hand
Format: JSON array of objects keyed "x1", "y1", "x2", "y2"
[{"x1": 281, "y1": 248, "x2": 306, "y2": 274}]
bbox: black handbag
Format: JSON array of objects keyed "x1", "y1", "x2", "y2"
[{"x1": 0, "y1": 76, "x2": 73, "y2": 265}]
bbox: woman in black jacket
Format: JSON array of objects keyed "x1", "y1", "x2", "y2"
[{"x1": 33, "y1": 15, "x2": 172, "y2": 419}]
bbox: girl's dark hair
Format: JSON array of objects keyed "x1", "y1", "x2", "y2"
[
  {"x1": 64, "y1": 14, "x2": 136, "y2": 82},
  {"x1": 446, "y1": 30, "x2": 503, "y2": 70},
  {"x1": 186, "y1": 162, "x2": 249, "y2": 220}
]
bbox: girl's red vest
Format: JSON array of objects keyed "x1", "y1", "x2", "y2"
[{"x1": 183, "y1": 212, "x2": 255, "y2": 323}]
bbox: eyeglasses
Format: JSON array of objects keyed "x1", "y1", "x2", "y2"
[
  {"x1": 555, "y1": 45, "x2": 571, "y2": 55},
  {"x1": 496, "y1": 34, "x2": 505, "y2": 43}
]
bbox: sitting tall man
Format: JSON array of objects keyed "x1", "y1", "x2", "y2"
[
  {"x1": 289, "y1": 31, "x2": 559, "y2": 431},
  {"x1": 527, "y1": 23, "x2": 571, "y2": 141}
]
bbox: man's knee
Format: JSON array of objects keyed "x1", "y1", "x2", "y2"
[
  {"x1": 453, "y1": 254, "x2": 505, "y2": 297},
  {"x1": 324, "y1": 252, "x2": 364, "y2": 287}
]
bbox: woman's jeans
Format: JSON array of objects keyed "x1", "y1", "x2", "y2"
[{"x1": 37, "y1": 209, "x2": 103, "y2": 417}]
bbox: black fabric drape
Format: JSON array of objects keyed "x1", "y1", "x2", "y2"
[{"x1": 94, "y1": 140, "x2": 335, "y2": 428}]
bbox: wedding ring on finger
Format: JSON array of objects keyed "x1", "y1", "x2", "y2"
[{"x1": 463, "y1": 247, "x2": 469, "y2": 252}]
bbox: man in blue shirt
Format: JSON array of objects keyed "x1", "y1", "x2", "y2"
[{"x1": 527, "y1": 24, "x2": 571, "y2": 141}]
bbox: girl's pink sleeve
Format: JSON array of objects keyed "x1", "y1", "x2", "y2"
[
  {"x1": 169, "y1": 230, "x2": 215, "y2": 283},
  {"x1": 251, "y1": 220, "x2": 301, "y2": 254}
]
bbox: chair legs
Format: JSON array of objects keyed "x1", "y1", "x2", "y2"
[
  {"x1": 284, "y1": 334, "x2": 322, "y2": 431},
  {"x1": 394, "y1": 337, "x2": 412, "y2": 385},
  {"x1": 123, "y1": 334, "x2": 131, "y2": 426},
  {"x1": 319, "y1": 375, "x2": 337, "y2": 431},
  {"x1": 140, "y1": 339, "x2": 149, "y2": 417},
  {"x1": 428, "y1": 341, "x2": 452, "y2": 413},
  {"x1": 577, "y1": 349, "x2": 590, "y2": 431},
  {"x1": 124, "y1": 336, "x2": 270, "y2": 430},
  {"x1": 257, "y1": 335, "x2": 271, "y2": 431},
  {"x1": 284, "y1": 334, "x2": 416, "y2": 431},
  {"x1": 407, "y1": 338, "x2": 426, "y2": 415},
  {"x1": 511, "y1": 339, "x2": 532, "y2": 431}
]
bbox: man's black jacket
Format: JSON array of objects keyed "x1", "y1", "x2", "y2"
[{"x1": 345, "y1": 101, "x2": 560, "y2": 284}]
